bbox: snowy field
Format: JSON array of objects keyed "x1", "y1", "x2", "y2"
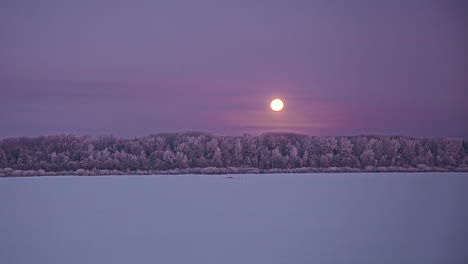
[{"x1": 1, "y1": 173, "x2": 468, "y2": 264}]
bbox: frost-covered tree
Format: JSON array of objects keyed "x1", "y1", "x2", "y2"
[
  {"x1": 0, "y1": 132, "x2": 466, "y2": 173},
  {"x1": 212, "y1": 147, "x2": 223, "y2": 167},
  {"x1": 360, "y1": 149, "x2": 376, "y2": 168},
  {"x1": 271, "y1": 147, "x2": 282, "y2": 168}
]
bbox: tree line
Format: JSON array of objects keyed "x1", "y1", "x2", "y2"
[{"x1": 0, "y1": 132, "x2": 467, "y2": 175}]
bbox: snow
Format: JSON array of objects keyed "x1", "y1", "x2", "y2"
[{"x1": 1, "y1": 173, "x2": 468, "y2": 264}]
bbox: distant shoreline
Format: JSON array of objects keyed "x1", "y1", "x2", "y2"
[
  {"x1": 1, "y1": 132, "x2": 467, "y2": 177},
  {"x1": 2, "y1": 166, "x2": 468, "y2": 178}
]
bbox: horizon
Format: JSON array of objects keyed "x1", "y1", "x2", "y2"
[{"x1": 1, "y1": 130, "x2": 467, "y2": 141}]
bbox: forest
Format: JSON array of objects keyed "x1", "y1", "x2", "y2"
[{"x1": 1, "y1": 132, "x2": 467, "y2": 176}]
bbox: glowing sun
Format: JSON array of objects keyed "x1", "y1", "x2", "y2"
[{"x1": 270, "y1": 98, "x2": 284, "y2": 112}]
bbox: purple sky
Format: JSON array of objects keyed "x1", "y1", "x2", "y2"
[{"x1": 1, "y1": 0, "x2": 467, "y2": 138}]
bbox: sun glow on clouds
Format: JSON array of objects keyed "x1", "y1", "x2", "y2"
[{"x1": 209, "y1": 95, "x2": 347, "y2": 135}]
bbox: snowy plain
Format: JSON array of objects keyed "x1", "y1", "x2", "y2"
[{"x1": 1, "y1": 173, "x2": 468, "y2": 264}]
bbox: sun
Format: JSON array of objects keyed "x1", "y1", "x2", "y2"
[{"x1": 270, "y1": 98, "x2": 284, "y2": 112}]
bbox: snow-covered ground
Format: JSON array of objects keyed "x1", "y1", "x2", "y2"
[{"x1": 1, "y1": 173, "x2": 468, "y2": 264}]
